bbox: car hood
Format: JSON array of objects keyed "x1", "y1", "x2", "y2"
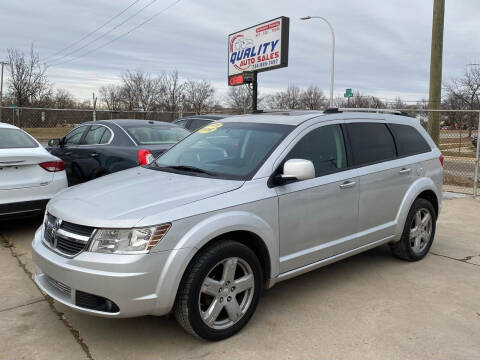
[{"x1": 47, "y1": 167, "x2": 244, "y2": 228}]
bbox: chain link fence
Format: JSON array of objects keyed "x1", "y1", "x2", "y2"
[
  {"x1": 0, "y1": 106, "x2": 200, "y2": 141},
  {"x1": 1, "y1": 106, "x2": 479, "y2": 196}
]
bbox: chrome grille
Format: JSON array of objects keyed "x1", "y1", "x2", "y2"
[
  {"x1": 44, "y1": 214, "x2": 94, "y2": 257},
  {"x1": 44, "y1": 275, "x2": 71, "y2": 297}
]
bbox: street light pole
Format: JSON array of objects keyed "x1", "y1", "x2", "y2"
[
  {"x1": 301, "y1": 16, "x2": 336, "y2": 108},
  {"x1": 0, "y1": 61, "x2": 8, "y2": 122}
]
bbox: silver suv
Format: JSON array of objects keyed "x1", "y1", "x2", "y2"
[{"x1": 33, "y1": 111, "x2": 443, "y2": 340}]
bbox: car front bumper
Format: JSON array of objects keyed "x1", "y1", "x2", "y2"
[{"x1": 32, "y1": 226, "x2": 191, "y2": 318}]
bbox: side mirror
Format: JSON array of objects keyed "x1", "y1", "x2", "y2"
[
  {"x1": 276, "y1": 159, "x2": 315, "y2": 184},
  {"x1": 48, "y1": 138, "x2": 61, "y2": 147}
]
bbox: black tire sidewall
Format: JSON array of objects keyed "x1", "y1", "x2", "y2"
[
  {"x1": 402, "y1": 198, "x2": 436, "y2": 260},
  {"x1": 185, "y1": 241, "x2": 263, "y2": 341}
]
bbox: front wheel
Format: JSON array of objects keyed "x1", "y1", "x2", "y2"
[
  {"x1": 390, "y1": 198, "x2": 436, "y2": 261},
  {"x1": 174, "y1": 240, "x2": 263, "y2": 341}
]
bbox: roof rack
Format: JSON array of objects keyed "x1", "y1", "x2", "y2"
[{"x1": 338, "y1": 108, "x2": 412, "y2": 117}]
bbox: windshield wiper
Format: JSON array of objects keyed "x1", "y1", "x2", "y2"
[{"x1": 158, "y1": 165, "x2": 217, "y2": 176}]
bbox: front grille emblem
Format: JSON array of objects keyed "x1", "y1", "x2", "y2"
[{"x1": 49, "y1": 218, "x2": 62, "y2": 248}]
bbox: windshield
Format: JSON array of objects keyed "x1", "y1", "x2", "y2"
[
  {"x1": 0, "y1": 128, "x2": 39, "y2": 149},
  {"x1": 124, "y1": 125, "x2": 190, "y2": 145},
  {"x1": 155, "y1": 122, "x2": 293, "y2": 180}
]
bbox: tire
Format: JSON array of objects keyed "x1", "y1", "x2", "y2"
[
  {"x1": 174, "y1": 240, "x2": 263, "y2": 341},
  {"x1": 390, "y1": 198, "x2": 436, "y2": 261}
]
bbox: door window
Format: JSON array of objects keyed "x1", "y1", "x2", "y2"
[
  {"x1": 346, "y1": 123, "x2": 396, "y2": 166},
  {"x1": 64, "y1": 126, "x2": 88, "y2": 145},
  {"x1": 389, "y1": 124, "x2": 431, "y2": 156},
  {"x1": 284, "y1": 124, "x2": 347, "y2": 177},
  {"x1": 84, "y1": 125, "x2": 110, "y2": 145}
]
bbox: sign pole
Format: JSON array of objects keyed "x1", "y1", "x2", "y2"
[{"x1": 252, "y1": 71, "x2": 258, "y2": 112}]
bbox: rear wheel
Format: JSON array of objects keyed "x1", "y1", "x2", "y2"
[
  {"x1": 390, "y1": 198, "x2": 436, "y2": 261},
  {"x1": 174, "y1": 240, "x2": 262, "y2": 341}
]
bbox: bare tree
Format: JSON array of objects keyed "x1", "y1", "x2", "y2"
[
  {"x1": 444, "y1": 66, "x2": 480, "y2": 135},
  {"x1": 226, "y1": 85, "x2": 253, "y2": 114},
  {"x1": 337, "y1": 91, "x2": 385, "y2": 109},
  {"x1": 54, "y1": 88, "x2": 76, "y2": 109},
  {"x1": 184, "y1": 79, "x2": 215, "y2": 114},
  {"x1": 7, "y1": 45, "x2": 51, "y2": 106},
  {"x1": 160, "y1": 70, "x2": 185, "y2": 113},
  {"x1": 99, "y1": 84, "x2": 123, "y2": 110},
  {"x1": 300, "y1": 86, "x2": 327, "y2": 110},
  {"x1": 267, "y1": 85, "x2": 301, "y2": 109},
  {"x1": 121, "y1": 70, "x2": 162, "y2": 113}
]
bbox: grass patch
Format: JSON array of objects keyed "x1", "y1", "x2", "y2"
[
  {"x1": 22, "y1": 127, "x2": 73, "y2": 140},
  {"x1": 443, "y1": 173, "x2": 474, "y2": 187}
]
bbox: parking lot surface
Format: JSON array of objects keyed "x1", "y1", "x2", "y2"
[{"x1": 1, "y1": 196, "x2": 479, "y2": 360}]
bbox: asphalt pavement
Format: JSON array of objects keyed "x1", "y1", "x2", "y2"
[{"x1": 1, "y1": 196, "x2": 479, "y2": 360}]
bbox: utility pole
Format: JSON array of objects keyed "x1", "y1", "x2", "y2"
[
  {"x1": 92, "y1": 92, "x2": 97, "y2": 122},
  {"x1": 428, "y1": 0, "x2": 445, "y2": 145},
  {"x1": 0, "y1": 61, "x2": 8, "y2": 122}
]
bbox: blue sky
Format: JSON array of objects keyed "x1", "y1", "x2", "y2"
[{"x1": 0, "y1": 0, "x2": 478, "y2": 103}]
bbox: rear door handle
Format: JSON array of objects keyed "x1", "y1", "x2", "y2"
[
  {"x1": 339, "y1": 180, "x2": 356, "y2": 189},
  {"x1": 399, "y1": 168, "x2": 411, "y2": 174},
  {"x1": 90, "y1": 153, "x2": 99, "y2": 158}
]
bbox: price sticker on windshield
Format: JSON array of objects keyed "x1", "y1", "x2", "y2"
[{"x1": 199, "y1": 122, "x2": 223, "y2": 134}]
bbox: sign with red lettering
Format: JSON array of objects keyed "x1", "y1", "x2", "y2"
[{"x1": 228, "y1": 17, "x2": 289, "y2": 86}]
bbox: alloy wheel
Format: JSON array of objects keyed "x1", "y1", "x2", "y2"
[{"x1": 198, "y1": 257, "x2": 255, "y2": 330}]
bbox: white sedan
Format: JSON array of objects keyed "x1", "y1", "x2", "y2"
[{"x1": 0, "y1": 123, "x2": 67, "y2": 219}]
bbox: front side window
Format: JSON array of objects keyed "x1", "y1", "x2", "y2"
[
  {"x1": 346, "y1": 123, "x2": 396, "y2": 166},
  {"x1": 124, "y1": 125, "x2": 190, "y2": 145},
  {"x1": 284, "y1": 124, "x2": 347, "y2": 177},
  {"x1": 0, "y1": 128, "x2": 38, "y2": 149},
  {"x1": 64, "y1": 126, "x2": 88, "y2": 145},
  {"x1": 84, "y1": 125, "x2": 111, "y2": 145},
  {"x1": 390, "y1": 124, "x2": 431, "y2": 156},
  {"x1": 155, "y1": 122, "x2": 293, "y2": 180}
]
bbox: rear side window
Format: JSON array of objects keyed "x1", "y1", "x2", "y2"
[
  {"x1": 0, "y1": 128, "x2": 38, "y2": 149},
  {"x1": 84, "y1": 125, "x2": 110, "y2": 145},
  {"x1": 390, "y1": 124, "x2": 431, "y2": 156},
  {"x1": 346, "y1": 123, "x2": 396, "y2": 166}
]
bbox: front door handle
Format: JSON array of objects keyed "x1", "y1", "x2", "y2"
[
  {"x1": 339, "y1": 180, "x2": 356, "y2": 189},
  {"x1": 399, "y1": 168, "x2": 411, "y2": 174},
  {"x1": 90, "y1": 153, "x2": 99, "y2": 158},
  {"x1": 64, "y1": 151, "x2": 72, "y2": 156}
]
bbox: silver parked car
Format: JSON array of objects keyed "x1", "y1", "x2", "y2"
[{"x1": 32, "y1": 111, "x2": 443, "y2": 340}]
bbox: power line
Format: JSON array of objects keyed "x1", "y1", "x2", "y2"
[
  {"x1": 44, "y1": 0, "x2": 141, "y2": 61},
  {"x1": 50, "y1": 0, "x2": 182, "y2": 67},
  {"x1": 48, "y1": 0, "x2": 162, "y2": 66}
]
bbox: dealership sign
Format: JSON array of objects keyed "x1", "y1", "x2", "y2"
[{"x1": 228, "y1": 17, "x2": 289, "y2": 86}]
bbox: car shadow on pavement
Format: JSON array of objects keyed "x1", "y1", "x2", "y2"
[{"x1": 52, "y1": 244, "x2": 400, "y2": 355}]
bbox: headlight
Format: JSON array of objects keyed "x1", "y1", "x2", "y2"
[{"x1": 89, "y1": 224, "x2": 171, "y2": 254}]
